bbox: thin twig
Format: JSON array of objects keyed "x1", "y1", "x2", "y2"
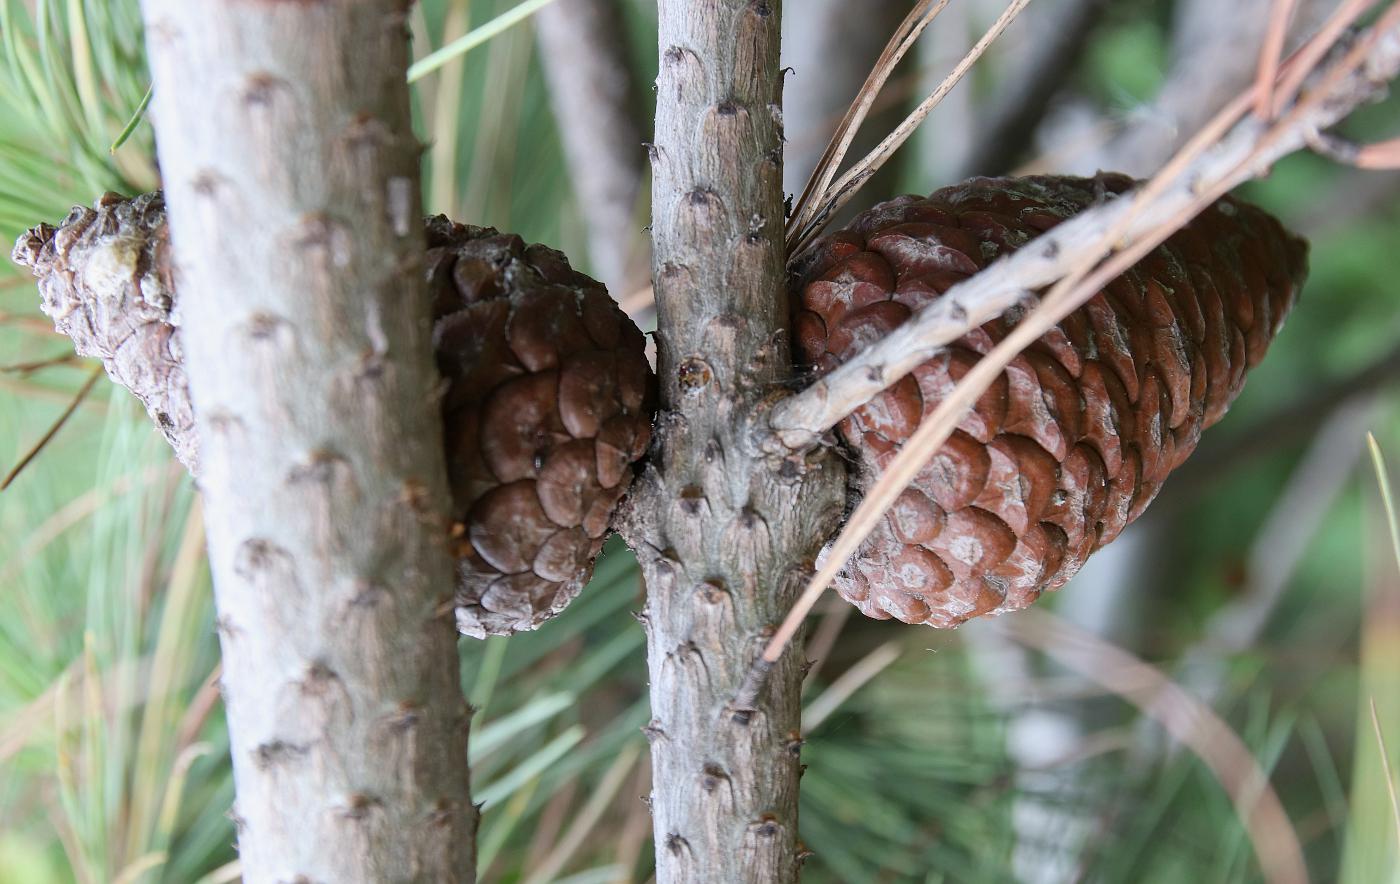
[
  {"x1": 788, "y1": 0, "x2": 1034, "y2": 256},
  {"x1": 785, "y1": 0, "x2": 951, "y2": 248},
  {"x1": 0, "y1": 352, "x2": 82, "y2": 375},
  {"x1": 1255, "y1": 0, "x2": 1300, "y2": 118},
  {"x1": 1309, "y1": 131, "x2": 1400, "y2": 168},
  {"x1": 801, "y1": 641, "x2": 901, "y2": 733},
  {"x1": 999, "y1": 608, "x2": 1309, "y2": 884},
  {"x1": 1271, "y1": 0, "x2": 1379, "y2": 116},
  {"x1": 746, "y1": 6, "x2": 1400, "y2": 683},
  {"x1": 1355, "y1": 136, "x2": 1400, "y2": 167},
  {"x1": 1, "y1": 365, "x2": 102, "y2": 492},
  {"x1": 961, "y1": 0, "x2": 1105, "y2": 177}
]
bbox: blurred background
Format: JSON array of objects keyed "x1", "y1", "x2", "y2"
[{"x1": 2, "y1": 0, "x2": 1399, "y2": 881}]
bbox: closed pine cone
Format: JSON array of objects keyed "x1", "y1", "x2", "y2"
[
  {"x1": 426, "y1": 218, "x2": 654, "y2": 637},
  {"x1": 12, "y1": 196, "x2": 655, "y2": 638},
  {"x1": 791, "y1": 173, "x2": 1307, "y2": 628}
]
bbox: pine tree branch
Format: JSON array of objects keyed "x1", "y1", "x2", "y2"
[
  {"x1": 1060, "y1": 0, "x2": 1334, "y2": 176},
  {"x1": 766, "y1": 10, "x2": 1400, "y2": 452},
  {"x1": 137, "y1": 2, "x2": 477, "y2": 881},
  {"x1": 536, "y1": 0, "x2": 649, "y2": 296},
  {"x1": 618, "y1": 1, "x2": 845, "y2": 881}
]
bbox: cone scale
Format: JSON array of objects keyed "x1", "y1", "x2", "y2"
[
  {"x1": 792, "y1": 173, "x2": 1308, "y2": 628},
  {"x1": 13, "y1": 195, "x2": 655, "y2": 638}
]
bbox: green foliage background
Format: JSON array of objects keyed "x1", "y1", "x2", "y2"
[{"x1": 1, "y1": 1, "x2": 1398, "y2": 882}]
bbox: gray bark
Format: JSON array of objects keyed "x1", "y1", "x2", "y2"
[
  {"x1": 536, "y1": 0, "x2": 649, "y2": 297},
  {"x1": 138, "y1": 2, "x2": 476, "y2": 881},
  {"x1": 620, "y1": 2, "x2": 845, "y2": 882}
]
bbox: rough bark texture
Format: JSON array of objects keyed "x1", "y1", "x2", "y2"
[
  {"x1": 536, "y1": 0, "x2": 649, "y2": 296},
  {"x1": 619, "y1": 2, "x2": 845, "y2": 882},
  {"x1": 138, "y1": 2, "x2": 476, "y2": 881}
]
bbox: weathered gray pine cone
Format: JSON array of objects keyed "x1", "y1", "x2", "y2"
[
  {"x1": 12, "y1": 195, "x2": 655, "y2": 637},
  {"x1": 12, "y1": 192, "x2": 197, "y2": 472},
  {"x1": 792, "y1": 173, "x2": 1308, "y2": 628}
]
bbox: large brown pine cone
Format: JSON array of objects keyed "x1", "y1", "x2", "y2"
[
  {"x1": 792, "y1": 173, "x2": 1307, "y2": 628},
  {"x1": 11, "y1": 196, "x2": 655, "y2": 638},
  {"x1": 425, "y1": 217, "x2": 653, "y2": 637}
]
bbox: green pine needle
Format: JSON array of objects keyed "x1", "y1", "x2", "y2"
[
  {"x1": 108, "y1": 83, "x2": 151, "y2": 154},
  {"x1": 407, "y1": 0, "x2": 558, "y2": 83}
]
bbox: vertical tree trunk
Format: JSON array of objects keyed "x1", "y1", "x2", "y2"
[
  {"x1": 139, "y1": 3, "x2": 476, "y2": 881},
  {"x1": 623, "y1": 2, "x2": 845, "y2": 882}
]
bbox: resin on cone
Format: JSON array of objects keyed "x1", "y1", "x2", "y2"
[
  {"x1": 791, "y1": 173, "x2": 1307, "y2": 628},
  {"x1": 12, "y1": 196, "x2": 655, "y2": 638}
]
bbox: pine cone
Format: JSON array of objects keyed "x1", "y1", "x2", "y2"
[
  {"x1": 11, "y1": 196, "x2": 655, "y2": 638},
  {"x1": 425, "y1": 217, "x2": 653, "y2": 637},
  {"x1": 792, "y1": 173, "x2": 1307, "y2": 628},
  {"x1": 11, "y1": 192, "x2": 196, "y2": 472}
]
